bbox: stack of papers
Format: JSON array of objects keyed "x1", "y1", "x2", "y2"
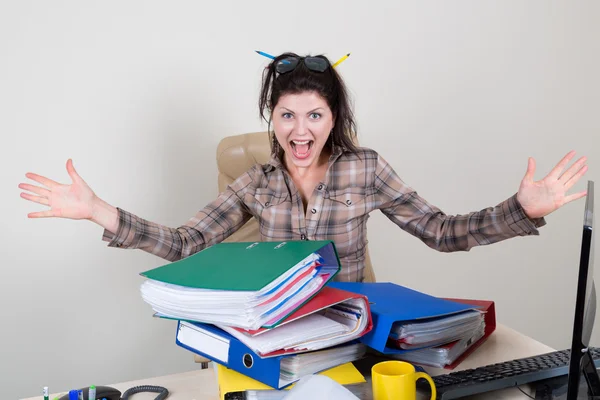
[
  {"x1": 139, "y1": 241, "x2": 340, "y2": 330},
  {"x1": 388, "y1": 309, "x2": 484, "y2": 350},
  {"x1": 279, "y1": 343, "x2": 366, "y2": 386},
  {"x1": 218, "y1": 296, "x2": 370, "y2": 356},
  {"x1": 391, "y1": 319, "x2": 486, "y2": 368}
]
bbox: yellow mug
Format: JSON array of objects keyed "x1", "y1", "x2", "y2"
[{"x1": 372, "y1": 360, "x2": 436, "y2": 400}]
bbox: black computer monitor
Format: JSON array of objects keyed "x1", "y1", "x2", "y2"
[{"x1": 566, "y1": 180, "x2": 600, "y2": 399}]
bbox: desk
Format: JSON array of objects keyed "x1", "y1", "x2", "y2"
[
  {"x1": 425, "y1": 324, "x2": 554, "y2": 399},
  {"x1": 24, "y1": 324, "x2": 554, "y2": 400}
]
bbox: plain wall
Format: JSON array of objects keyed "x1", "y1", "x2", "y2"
[{"x1": 2, "y1": 1, "x2": 599, "y2": 398}]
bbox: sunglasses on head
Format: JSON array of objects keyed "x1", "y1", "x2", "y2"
[
  {"x1": 255, "y1": 51, "x2": 351, "y2": 73},
  {"x1": 275, "y1": 56, "x2": 330, "y2": 74}
]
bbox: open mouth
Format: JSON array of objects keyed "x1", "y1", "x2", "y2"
[{"x1": 290, "y1": 140, "x2": 314, "y2": 160}]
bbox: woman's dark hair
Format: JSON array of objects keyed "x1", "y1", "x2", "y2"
[{"x1": 258, "y1": 52, "x2": 359, "y2": 156}]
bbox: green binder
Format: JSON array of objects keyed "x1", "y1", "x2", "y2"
[
  {"x1": 140, "y1": 240, "x2": 341, "y2": 329},
  {"x1": 140, "y1": 240, "x2": 341, "y2": 291}
]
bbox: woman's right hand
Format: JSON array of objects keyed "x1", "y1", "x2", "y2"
[{"x1": 19, "y1": 159, "x2": 97, "y2": 220}]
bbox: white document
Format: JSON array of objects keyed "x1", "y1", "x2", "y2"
[
  {"x1": 218, "y1": 297, "x2": 369, "y2": 357},
  {"x1": 282, "y1": 375, "x2": 359, "y2": 400}
]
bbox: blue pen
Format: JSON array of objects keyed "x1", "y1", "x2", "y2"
[
  {"x1": 255, "y1": 50, "x2": 292, "y2": 65},
  {"x1": 255, "y1": 50, "x2": 276, "y2": 60}
]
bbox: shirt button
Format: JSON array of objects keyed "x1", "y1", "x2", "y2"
[
  {"x1": 317, "y1": 184, "x2": 323, "y2": 190},
  {"x1": 300, "y1": 234, "x2": 306, "y2": 240},
  {"x1": 311, "y1": 208, "x2": 317, "y2": 214},
  {"x1": 265, "y1": 202, "x2": 270, "y2": 207},
  {"x1": 115, "y1": 243, "x2": 122, "y2": 247},
  {"x1": 346, "y1": 200, "x2": 352, "y2": 205}
]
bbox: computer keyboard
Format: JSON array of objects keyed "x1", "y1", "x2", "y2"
[{"x1": 417, "y1": 347, "x2": 600, "y2": 399}]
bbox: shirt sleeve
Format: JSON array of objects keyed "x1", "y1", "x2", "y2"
[
  {"x1": 374, "y1": 153, "x2": 546, "y2": 252},
  {"x1": 101, "y1": 168, "x2": 256, "y2": 261}
]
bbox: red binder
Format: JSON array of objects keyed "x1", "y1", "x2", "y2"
[
  {"x1": 232, "y1": 286, "x2": 374, "y2": 338},
  {"x1": 440, "y1": 298, "x2": 496, "y2": 369}
]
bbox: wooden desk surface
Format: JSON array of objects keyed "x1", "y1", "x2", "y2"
[{"x1": 23, "y1": 324, "x2": 555, "y2": 400}]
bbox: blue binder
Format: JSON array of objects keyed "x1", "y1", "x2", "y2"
[
  {"x1": 328, "y1": 282, "x2": 479, "y2": 354},
  {"x1": 175, "y1": 320, "x2": 361, "y2": 389}
]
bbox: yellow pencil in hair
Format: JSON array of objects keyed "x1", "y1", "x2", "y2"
[{"x1": 332, "y1": 53, "x2": 351, "y2": 68}]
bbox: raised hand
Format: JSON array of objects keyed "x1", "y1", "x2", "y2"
[
  {"x1": 19, "y1": 159, "x2": 97, "y2": 219},
  {"x1": 517, "y1": 151, "x2": 588, "y2": 220}
]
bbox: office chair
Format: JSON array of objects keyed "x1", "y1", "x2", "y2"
[{"x1": 193, "y1": 131, "x2": 376, "y2": 367}]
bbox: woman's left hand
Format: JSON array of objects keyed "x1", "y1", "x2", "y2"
[{"x1": 517, "y1": 150, "x2": 588, "y2": 220}]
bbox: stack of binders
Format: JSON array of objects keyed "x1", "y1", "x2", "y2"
[
  {"x1": 329, "y1": 282, "x2": 496, "y2": 370},
  {"x1": 139, "y1": 240, "x2": 497, "y2": 398},
  {"x1": 218, "y1": 283, "x2": 497, "y2": 400},
  {"x1": 138, "y1": 240, "x2": 374, "y2": 394}
]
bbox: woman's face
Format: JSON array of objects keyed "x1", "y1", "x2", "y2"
[{"x1": 272, "y1": 91, "x2": 335, "y2": 170}]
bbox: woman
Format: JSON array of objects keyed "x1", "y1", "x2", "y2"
[{"x1": 19, "y1": 52, "x2": 588, "y2": 282}]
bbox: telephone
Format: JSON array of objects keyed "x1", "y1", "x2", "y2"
[{"x1": 57, "y1": 384, "x2": 169, "y2": 400}]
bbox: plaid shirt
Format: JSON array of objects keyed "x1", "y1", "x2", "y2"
[{"x1": 103, "y1": 147, "x2": 545, "y2": 282}]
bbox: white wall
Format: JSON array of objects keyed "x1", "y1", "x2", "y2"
[{"x1": 2, "y1": 1, "x2": 599, "y2": 398}]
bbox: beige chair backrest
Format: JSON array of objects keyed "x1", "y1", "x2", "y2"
[{"x1": 216, "y1": 131, "x2": 376, "y2": 282}]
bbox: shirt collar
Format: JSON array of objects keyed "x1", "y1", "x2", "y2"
[{"x1": 265, "y1": 143, "x2": 344, "y2": 173}]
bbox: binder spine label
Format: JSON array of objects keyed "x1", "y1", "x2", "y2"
[{"x1": 178, "y1": 322, "x2": 231, "y2": 363}]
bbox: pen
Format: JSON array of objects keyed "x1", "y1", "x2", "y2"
[
  {"x1": 332, "y1": 52, "x2": 351, "y2": 68},
  {"x1": 255, "y1": 50, "x2": 276, "y2": 60},
  {"x1": 89, "y1": 385, "x2": 96, "y2": 400},
  {"x1": 43, "y1": 386, "x2": 49, "y2": 400}
]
